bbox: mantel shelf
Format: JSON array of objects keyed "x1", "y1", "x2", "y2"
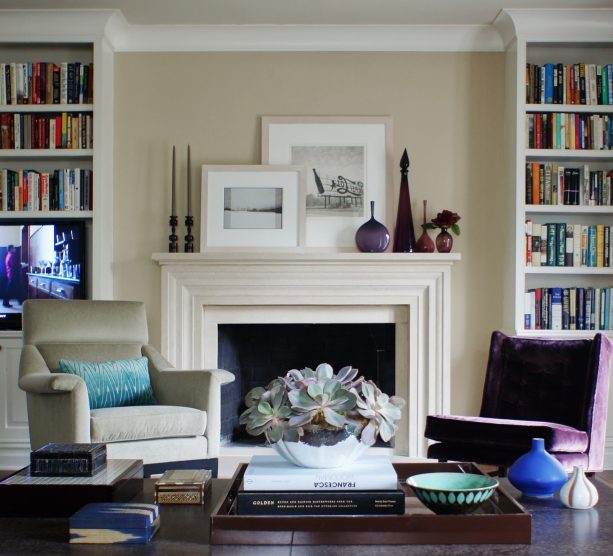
[{"x1": 153, "y1": 251, "x2": 462, "y2": 265}]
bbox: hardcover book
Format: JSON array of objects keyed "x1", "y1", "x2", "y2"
[
  {"x1": 69, "y1": 502, "x2": 160, "y2": 544},
  {"x1": 30, "y1": 443, "x2": 106, "y2": 477},
  {"x1": 243, "y1": 455, "x2": 398, "y2": 491},
  {"x1": 236, "y1": 485, "x2": 405, "y2": 516},
  {"x1": 154, "y1": 469, "x2": 212, "y2": 505}
]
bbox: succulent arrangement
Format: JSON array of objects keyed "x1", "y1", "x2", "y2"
[{"x1": 240, "y1": 363, "x2": 405, "y2": 446}]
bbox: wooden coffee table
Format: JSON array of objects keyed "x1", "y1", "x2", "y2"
[{"x1": 0, "y1": 473, "x2": 612, "y2": 555}]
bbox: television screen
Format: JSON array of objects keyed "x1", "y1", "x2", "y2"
[{"x1": 0, "y1": 221, "x2": 86, "y2": 330}]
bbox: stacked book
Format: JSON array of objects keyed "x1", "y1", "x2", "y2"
[{"x1": 237, "y1": 455, "x2": 404, "y2": 516}]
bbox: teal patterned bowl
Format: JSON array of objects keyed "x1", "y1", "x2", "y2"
[{"x1": 407, "y1": 472, "x2": 499, "y2": 515}]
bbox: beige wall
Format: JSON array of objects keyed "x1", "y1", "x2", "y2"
[{"x1": 114, "y1": 52, "x2": 505, "y2": 416}]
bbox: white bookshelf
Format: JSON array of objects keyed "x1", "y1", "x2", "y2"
[
  {"x1": 495, "y1": 9, "x2": 613, "y2": 338},
  {"x1": 0, "y1": 10, "x2": 116, "y2": 469}
]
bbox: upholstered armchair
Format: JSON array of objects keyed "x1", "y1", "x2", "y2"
[
  {"x1": 425, "y1": 331, "x2": 613, "y2": 473},
  {"x1": 18, "y1": 299, "x2": 234, "y2": 476}
]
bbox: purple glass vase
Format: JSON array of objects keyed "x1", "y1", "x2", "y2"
[
  {"x1": 435, "y1": 229, "x2": 453, "y2": 253},
  {"x1": 355, "y1": 201, "x2": 390, "y2": 253},
  {"x1": 393, "y1": 149, "x2": 416, "y2": 252}
]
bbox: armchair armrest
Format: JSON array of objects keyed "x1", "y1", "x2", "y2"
[
  {"x1": 19, "y1": 372, "x2": 84, "y2": 394},
  {"x1": 152, "y1": 368, "x2": 235, "y2": 458},
  {"x1": 18, "y1": 344, "x2": 91, "y2": 449}
]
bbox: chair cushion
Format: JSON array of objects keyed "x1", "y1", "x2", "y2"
[
  {"x1": 425, "y1": 414, "x2": 589, "y2": 453},
  {"x1": 59, "y1": 357, "x2": 157, "y2": 410},
  {"x1": 90, "y1": 405, "x2": 207, "y2": 443}
]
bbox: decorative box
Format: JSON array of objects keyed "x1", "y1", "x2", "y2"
[
  {"x1": 154, "y1": 469, "x2": 212, "y2": 504},
  {"x1": 30, "y1": 442, "x2": 107, "y2": 477},
  {"x1": 69, "y1": 502, "x2": 160, "y2": 544}
]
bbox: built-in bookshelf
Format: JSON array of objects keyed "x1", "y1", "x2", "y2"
[
  {"x1": 496, "y1": 11, "x2": 613, "y2": 338},
  {"x1": 0, "y1": 32, "x2": 114, "y2": 298},
  {"x1": 0, "y1": 48, "x2": 95, "y2": 218},
  {"x1": 0, "y1": 12, "x2": 115, "y2": 469}
]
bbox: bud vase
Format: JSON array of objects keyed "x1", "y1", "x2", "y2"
[
  {"x1": 355, "y1": 201, "x2": 390, "y2": 253},
  {"x1": 393, "y1": 148, "x2": 416, "y2": 252},
  {"x1": 559, "y1": 465, "x2": 599, "y2": 509},
  {"x1": 435, "y1": 229, "x2": 453, "y2": 253},
  {"x1": 416, "y1": 200, "x2": 435, "y2": 253},
  {"x1": 508, "y1": 438, "x2": 568, "y2": 498}
]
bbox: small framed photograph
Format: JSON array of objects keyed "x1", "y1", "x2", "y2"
[
  {"x1": 201, "y1": 165, "x2": 306, "y2": 250},
  {"x1": 262, "y1": 116, "x2": 393, "y2": 249}
]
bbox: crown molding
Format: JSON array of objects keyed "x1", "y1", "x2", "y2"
[
  {"x1": 0, "y1": 9, "x2": 121, "y2": 43},
  {"x1": 0, "y1": 9, "x2": 502, "y2": 52},
  {"x1": 109, "y1": 23, "x2": 503, "y2": 52},
  {"x1": 495, "y1": 8, "x2": 613, "y2": 48},
  {"x1": 2, "y1": 8, "x2": 612, "y2": 53}
]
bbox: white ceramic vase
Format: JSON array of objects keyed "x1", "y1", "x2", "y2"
[{"x1": 559, "y1": 465, "x2": 599, "y2": 509}]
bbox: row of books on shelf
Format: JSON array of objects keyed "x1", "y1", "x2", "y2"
[
  {"x1": 0, "y1": 112, "x2": 93, "y2": 150},
  {"x1": 0, "y1": 168, "x2": 93, "y2": 212},
  {"x1": 237, "y1": 455, "x2": 404, "y2": 516},
  {"x1": 526, "y1": 112, "x2": 612, "y2": 150},
  {"x1": 525, "y1": 163, "x2": 612, "y2": 206},
  {"x1": 526, "y1": 62, "x2": 613, "y2": 106},
  {"x1": 524, "y1": 287, "x2": 613, "y2": 331},
  {"x1": 0, "y1": 62, "x2": 93, "y2": 105},
  {"x1": 525, "y1": 221, "x2": 612, "y2": 267}
]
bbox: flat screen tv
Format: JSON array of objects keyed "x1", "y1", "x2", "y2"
[{"x1": 0, "y1": 220, "x2": 86, "y2": 330}]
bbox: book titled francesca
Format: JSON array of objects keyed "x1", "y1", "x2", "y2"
[{"x1": 243, "y1": 455, "x2": 398, "y2": 491}]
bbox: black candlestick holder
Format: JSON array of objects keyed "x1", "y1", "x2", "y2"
[
  {"x1": 184, "y1": 215, "x2": 194, "y2": 253},
  {"x1": 169, "y1": 215, "x2": 179, "y2": 253}
]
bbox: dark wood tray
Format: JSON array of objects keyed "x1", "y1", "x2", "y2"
[{"x1": 210, "y1": 461, "x2": 531, "y2": 545}]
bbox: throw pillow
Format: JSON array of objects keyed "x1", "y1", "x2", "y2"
[{"x1": 59, "y1": 357, "x2": 157, "y2": 410}]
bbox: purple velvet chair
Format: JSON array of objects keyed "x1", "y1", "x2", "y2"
[{"x1": 425, "y1": 331, "x2": 613, "y2": 473}]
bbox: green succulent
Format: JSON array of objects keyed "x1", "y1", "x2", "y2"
[
  {"x1": 240, "y1": 363, "x2": 405, "y2": 446},
  {"x1": 355, "y1": 381, "x2": 406, "y2": 446}
]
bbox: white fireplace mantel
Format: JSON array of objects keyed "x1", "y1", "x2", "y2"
[{"x1": 153, "y1": 251, "x2": 460, "y2": 458}]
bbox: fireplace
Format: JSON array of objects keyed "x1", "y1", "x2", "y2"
[
  {"x1": 217, "y1": 322, "x2": 396, "y2": 444},
  {"x1": 153, "y1": 251, "x2": 460, "y2": 458}
]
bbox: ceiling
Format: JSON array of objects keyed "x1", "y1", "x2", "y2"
[{"x1": 0, "y1": 0, "x2": 610, "y2": 26}]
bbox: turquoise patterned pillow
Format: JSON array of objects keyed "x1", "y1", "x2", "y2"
[{"x1": 59, "y1": 357, "x2": 158, "y2": 410}]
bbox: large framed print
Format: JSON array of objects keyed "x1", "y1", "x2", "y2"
[
  {"x1": 262, "y1": 116, "x2": 393, "y2": 249},
  {"x1": 201, "y1": 165, "x2": 306, "y2": 251}
]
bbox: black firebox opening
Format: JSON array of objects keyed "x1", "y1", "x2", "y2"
[{"x1": 218, "y1": 323, "x2": 395, "y2": 446}]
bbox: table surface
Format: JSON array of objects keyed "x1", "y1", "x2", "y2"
[{"x1": 1, "y1": 474, "x2": 612, "y2": 555}]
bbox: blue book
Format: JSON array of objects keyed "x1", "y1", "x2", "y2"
[
  {"x1": 588, "y1": 226, "x2": 597, "y2": 267},
  {"x1": 544, "y1": 63, "x2": 554, "y2": 103},
  {"x1": 69, "y1": 503, "x2": 160, "y2": 544},
  {"x1": 551, "y1": 287, "x2": 563, "y2": 330}
]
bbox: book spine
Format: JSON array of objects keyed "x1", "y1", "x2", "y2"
[
  {"x1": 551, "y1": 287, "x2": 563, "y2": 330},
  {"x1": 236, "y1": 490, "x2": 405, "y2": 516}
]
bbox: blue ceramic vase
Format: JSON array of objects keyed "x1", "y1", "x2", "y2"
[{"x1": 508, "y1": 438, "x2": 568, "y2": 497}]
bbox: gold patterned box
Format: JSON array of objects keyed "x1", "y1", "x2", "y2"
[{"x1": 154, "y1": 469, "x2": 212, "y2": 505}]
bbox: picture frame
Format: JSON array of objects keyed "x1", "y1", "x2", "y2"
[
  {"x1": 200, "y1": 165, "x2": 306, "y2": 251},
  {"x1": 262, "y1": 116, "x2": 393, "y2": 250}
]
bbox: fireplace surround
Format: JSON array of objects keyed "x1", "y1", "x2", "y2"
[{"x1": 153, "y1": 252, "x2": 460, "y2": 458}]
